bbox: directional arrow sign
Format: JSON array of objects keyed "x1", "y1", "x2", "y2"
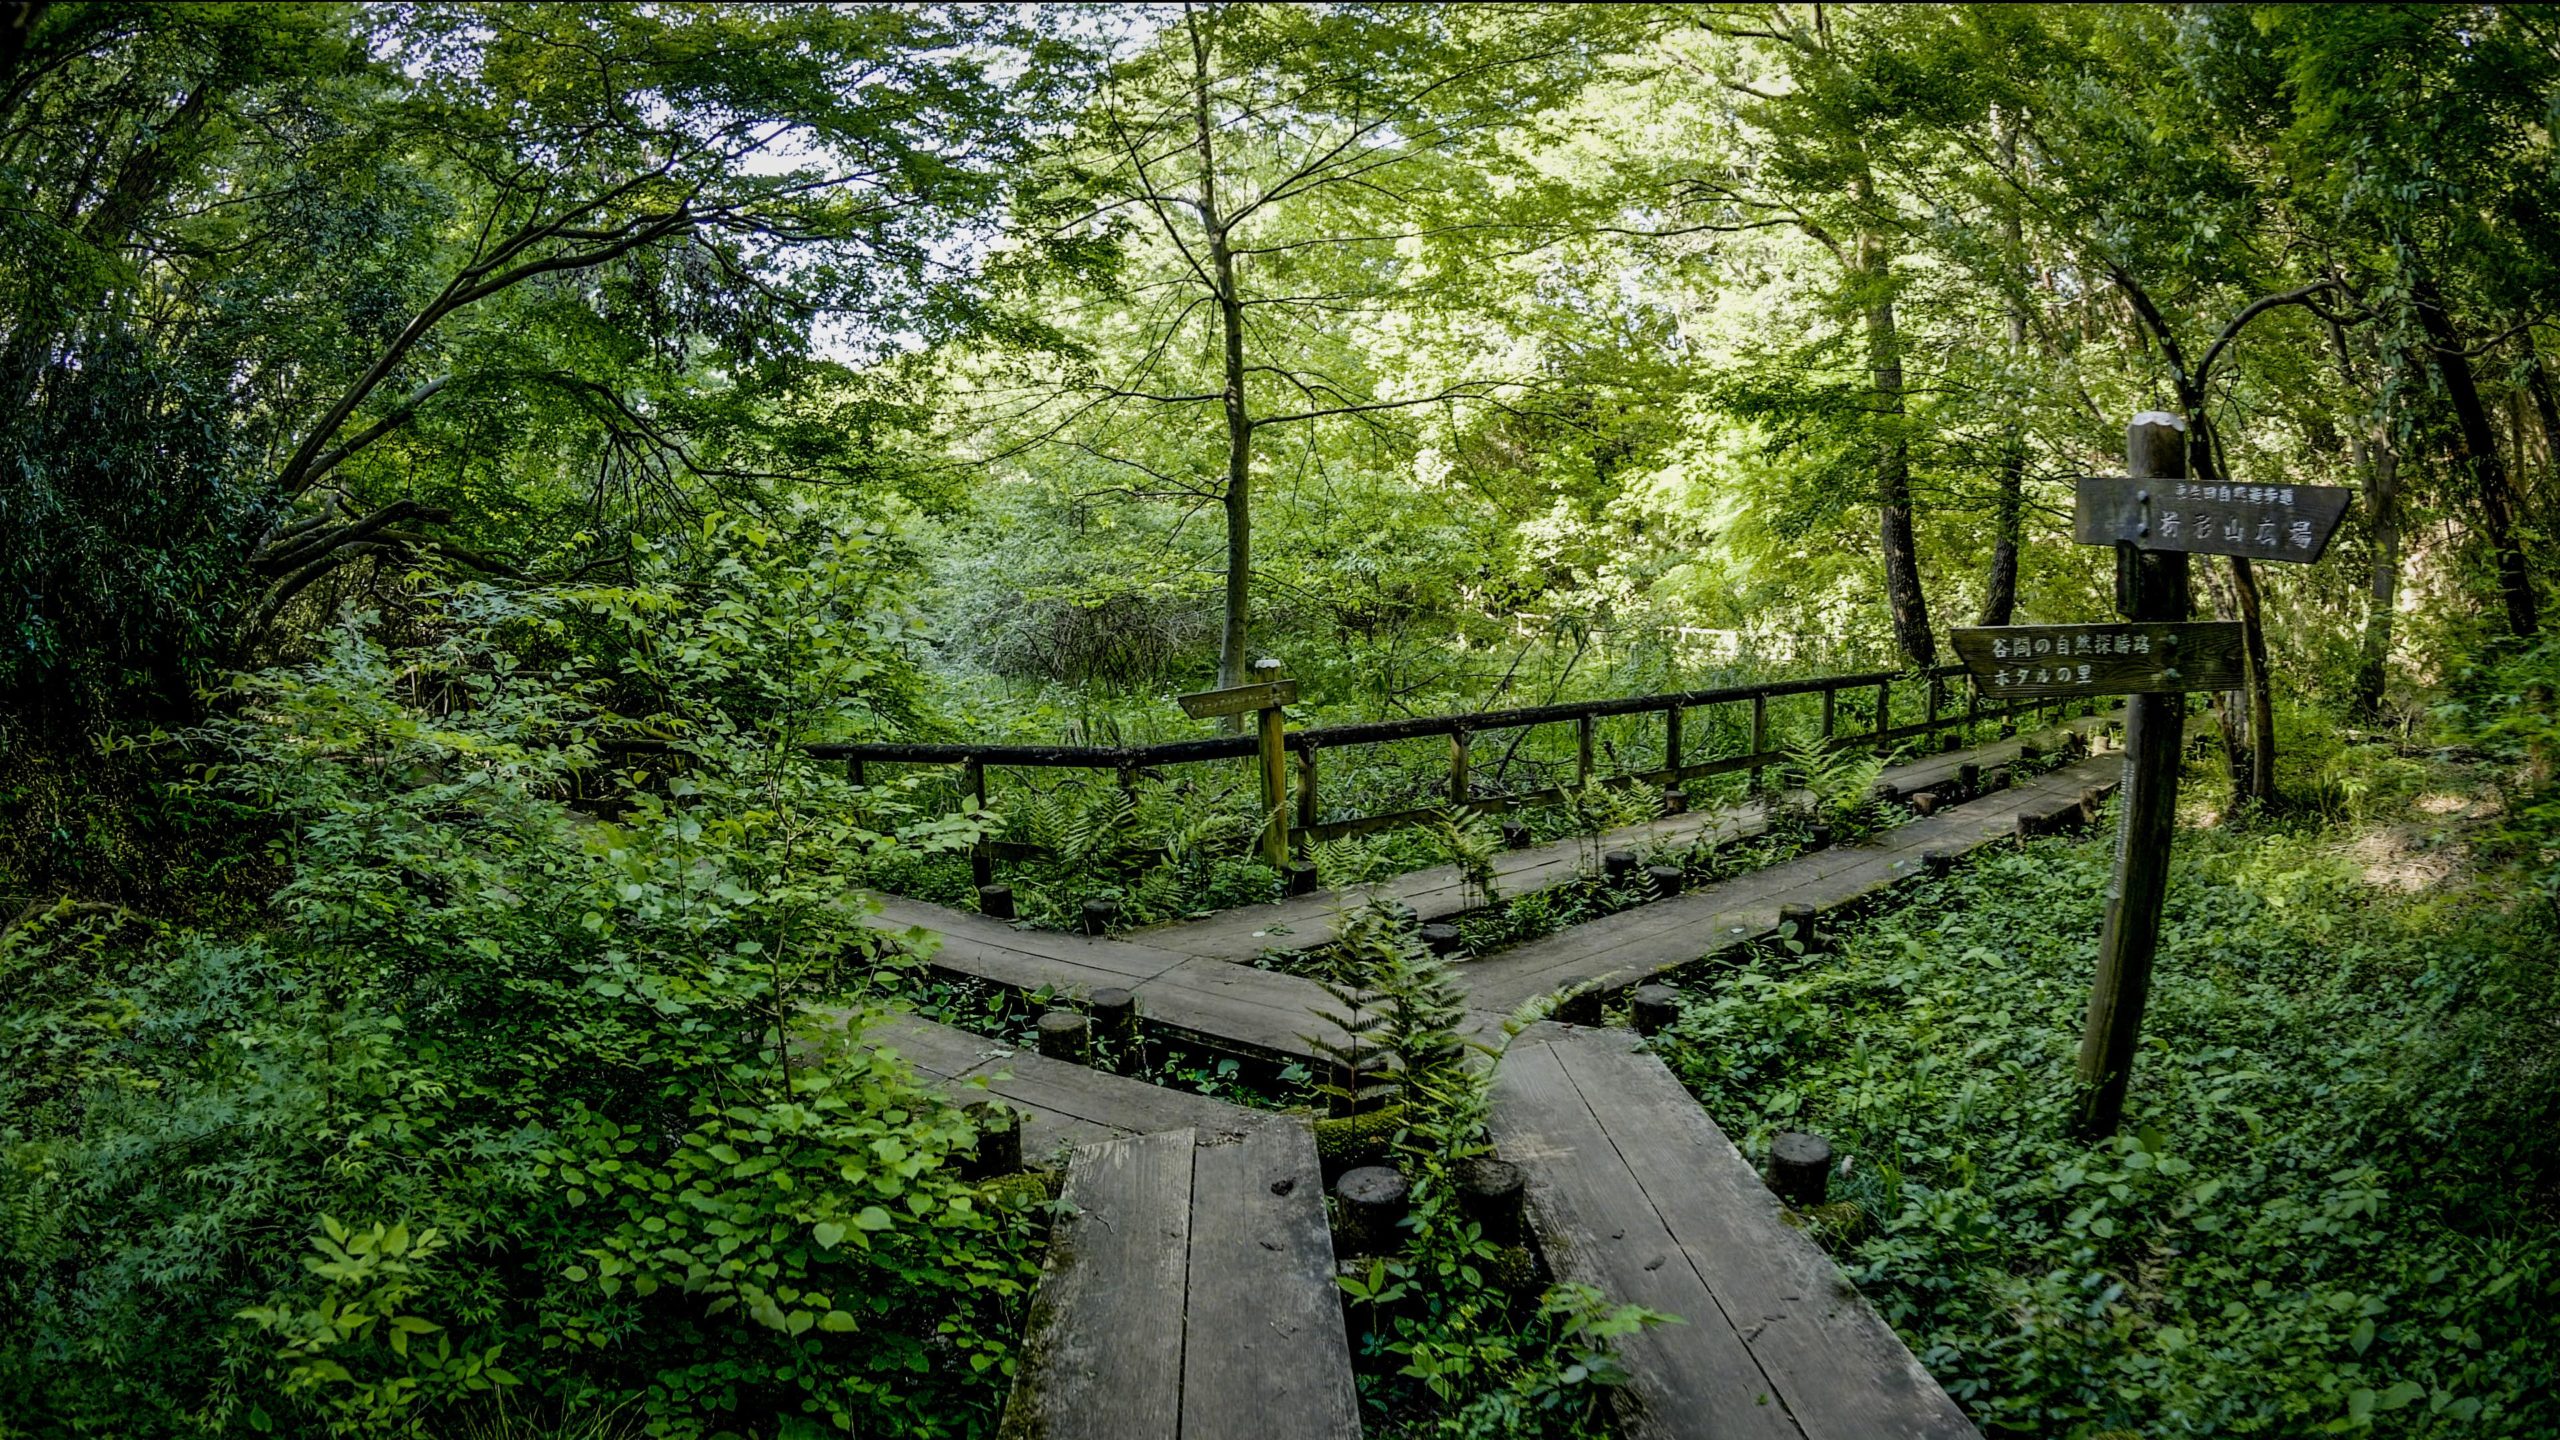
[
  {"x1": 1176, "y1": 678, "x2": 1298, "y2": 719},
  {"x1": 1952, "y1": 622, "x2": 2246, "y2": 699},
  {"x1": 2074, "y1": 476, "x2": 2352, "y2": 562}
]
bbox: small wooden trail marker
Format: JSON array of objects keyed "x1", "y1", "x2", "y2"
[
  {"x1": 2073, "y1": 475, "x2": 2352, "y2": 562},
  {"x1": 1177, "y1": 662, "x2": 1295, "y2": 868},
  {"x1": 1950, "y1": 621, "x2": 2245, "y2": 699},
  {"x1": 1175, "y1": 678, "x2": 1300, "y2": 719}
]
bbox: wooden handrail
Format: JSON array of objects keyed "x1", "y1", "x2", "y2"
[{"x1": 814, "y1": 664, "x2": 1974, "y2": 768}]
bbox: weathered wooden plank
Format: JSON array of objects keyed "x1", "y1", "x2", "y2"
[
  {"x1": 1545, "y1": 1032, "x2": 1980, "y2": 1440},
  {"x1": 1135, "y1": 957, "x2": 1347, "y2": 1063},
  {"x1": 1453, "y1": 757, "x2": 2123, "y2": 1013},
  {"x1": 870, "y1": 895, "x2": 1191, "y2": 990},
  {"x1": 1491, "y1": 1035, "x2": 1803, "y2": 1440},
  {"x1": 855, "y1": 1012, "x2": 1269, "y2": 1159},
  {"x1": 1181, "y1": 1123, "x2": 1361, "y2": 1439},
  {"x1": 1000, "y1": 1128, "x2": 1195, "y2": 1440}
]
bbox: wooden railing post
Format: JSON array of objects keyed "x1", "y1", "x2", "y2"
[
  {"x1": 1874, "y1": 681, "x2": 1892, "y2": 750},
  {"x1": 846, "y1": 755, "x2": 866, "y2": 788},
  {"x1": 1575, "y1": 715, "x2": 1595, "y2": 788},
  {"x1": 1449, "y1": 727, "x2": 1472, "y2": 807},
  {"x1": 1296, "y1": 743, "x2": 1319, "y2": 837},
  {"x1": 1749, "y1": 694, "x2": 1768, "y2": 790},
  {"x1": 1253, "y1": 659, "x2": 1290, "y2": 869},
  {"x1": 1664, "y1": 703, "x2": 1684, "y2": 779},
  {"x1": 964, "y1": 757, "x2": 992, "y2": 889},
  {"x1": 1819, "y1": 686, "x2": 1836, "y2": 744}
]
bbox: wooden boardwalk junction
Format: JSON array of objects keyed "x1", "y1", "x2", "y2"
[{"x1": 842, "y1": 707, "x2": 2153, "y2": 1437}]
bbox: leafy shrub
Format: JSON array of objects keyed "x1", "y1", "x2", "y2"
[{"x1": 0, "y1": 521, "x2": 1041, "y2": 1438}]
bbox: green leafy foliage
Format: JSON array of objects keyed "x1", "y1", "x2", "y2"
[
  {"x1": 1653, "y1": 770, "x2": 2559, "y2": 1436},
  {"x1": 0, "y1": 524, "x2": 1041, "y2": 1438}
]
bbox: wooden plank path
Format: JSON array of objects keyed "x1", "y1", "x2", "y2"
[
  {"x1": 870, "y1": 743, "x2": 2124, "y2": 1067},
  {"x1": 999, "y1": 1123, "x2": 1360, "y2": 1440},
  {"x1": 1457, "y1": 752, "x2": 2121, "y2": 1013},
  {"x1": 1151, "y1": 709, "x2": 2121, "y2": 965},
  {"x1": 844, "y1": 1010, "x2": 1279, "y2": 1159},
  {"x1": 1493, "y1": 1023, "x2": 1979, "y2": 1440}
]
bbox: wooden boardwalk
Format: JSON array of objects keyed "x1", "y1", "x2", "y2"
[
  {"x1": 1457, "y1": 752, "x2": 2120, "y2": 1013},
  {"x1": 1000, "y1": 1124, "x2": 1360, "y2": 1440},
  {"x1": 849, "y1": 1011, "x2": 1279, "y2": 1159},
  {"x1": 870, "y1": 739, "x2": 2122, "y2": 1067},
  {"x1": 841, "y1": 713, "x2": 2149, "y2": 1440},
  {"x1": 1493, "y1": 1024, "x2": 1978, "y2": 1439},
  {"x1": 1152, "y1": 710, "x2": 2120, "y2": 965}
]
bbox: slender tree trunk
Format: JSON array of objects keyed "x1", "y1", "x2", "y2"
[
  {"x1": 2187, "y1": 416, "x2": 2275, "y2": 805},
  {"x1": 1981, "y1": 438, "x2": 2023, "y2": 626},
  {"x1": 2352, "y1": 434, "x2": 2402, "y2": 721},
  {"x1": 1981, "y1": 117, "x2": 2026, "y2": 628},
  {"x1": 2193, "y1": 558, "x2": 2254, "y2": 799},
  {"x1": 2229, "y1": 557, "x2": 2276, "y2": 803},
  {"x1": 1854, "y1": 181, "x2": 1934, "y2": 666},
  {"x1": 2526, "y1": 339, "x2": 2560, "y2": 482},
  {"x1": 1188, "y1": 9, "x2": 1255, "y2": 691},
  {"x1": 2413, "y1": 273, "x2": 2539, "y2": 636}
]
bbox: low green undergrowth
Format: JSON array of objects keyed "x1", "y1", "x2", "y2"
[
  {"x1": 1652, "y1": 758, "x2": 2559, "y2": 1437},
  {"x1": 1317, "y1": 904, "x2": 1663, "y2": 1439}
]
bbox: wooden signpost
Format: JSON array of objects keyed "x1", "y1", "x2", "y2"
[
  {"x1": 1177, "y1": 661, "x2": 1295, "y2": 868},
  {"x1": 1954, "y1": 412, "x2": 2350, "y2": 1136}
]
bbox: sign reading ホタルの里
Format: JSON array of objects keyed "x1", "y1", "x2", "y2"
[{"x1": 1949, "y1": 622, "x2": 2245, "y2": 700}]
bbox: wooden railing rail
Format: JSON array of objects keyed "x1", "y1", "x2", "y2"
[{"x1": 816, "y1": 664, "x2": 2098, "y2": 866}]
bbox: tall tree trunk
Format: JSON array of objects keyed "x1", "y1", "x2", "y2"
[
  {"x1": 2193, "y1": 558, "x2": 2254, "y2": 800},
  {"x1": 2228, "y1": 557, "x2": 2276, "y2": 803},
  {"x1": 2188, "y1": 416, "x2": 2276, "y2": 805},
  {"x1": 2413, "y1": 273, "x2": 2539, "y2": 636},
  {"x1": 1854, "y1": 180, "x2": 1934, "y2": 666},
  {"x1": 1188, "y1": 9, "x2": 1255, "y2": 691},
  {"x1": 1981, "y1": 437, "x2": 2023, "y2": 626},
  {"x1": 1980, "y1": 117, "x2": 2025, "y2": 628},
  {"x1": 2526, "y1": 339, "x2": 2560, "y2": 486},
  {"x1": 2351, "y1": 433, "x2": 2402, "y2": 721}
]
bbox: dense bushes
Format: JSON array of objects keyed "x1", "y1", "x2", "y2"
[
  {"x1": 0, "y1": 523, "x2": 1039, "y2": 1438},
  {"x1": 1654, "y1": 751, "x2": 2560, "y2": 1436}
]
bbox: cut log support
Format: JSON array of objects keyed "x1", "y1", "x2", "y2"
[{"x1": 1764, "y1": 1131, "x2": 1833, "y2": 1208}]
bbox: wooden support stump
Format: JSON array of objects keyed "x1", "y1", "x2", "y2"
[
  {"x1": 1628, "y1": 982, "x2": 1680, "y2": 1037},
  {"x1": 1088, "y1": 987, "x2": 1138, "y2": 1051},
  {"x1": 1908, "y1": 790, "x2": 1940, "y2": 818},
  {"x1": 960, "y1": 1101, "x2": 1021, "y2": 1180},
  {"x1": 1872, "y1": 782, "x2": 1902, "y2": 809},
  {"x1": 977, "y1": 884, "x2": 1015, "y2": 920},
  {"x1": 2079, "y1": 787, "x2": 2105, "y2": 826},
  {"x1": 1500, "y1": 820, "x2": 1531, "y2": 851},
  {"x1": 1644, "y1": 863, "x2": 1684, "y2": 897},
  {"x1": 1457, "y1": 1158, "x2": 1527, "y2": 1247},
  {"x1": 2020, "y1": 739, "x2": 2044, "y2": 763},
  {"x1": 1553, "y1": 986, "x2": 1603, "y2": 1026},
  {"x1": 1285, "y1": 861, "x2": 1319, "y2": 897},
  {"x1": 1764, "y1": 1131, "x2": 1833, "y2": 1208},
  {"x1": 1334, "y1": 1165, "x2": 1411, "y2": 1256},
  {"x1": 1661, "y1": 786, "x2": 1688, "y2": 815},
  {"x1": 1602, "y1": 849, "x2": 1638, "y2": 884},
  {"x1": 1922, "y1": 848, "x2": 1957, "y2": 878},
  {"x1": 1778, "y1": 902, "x2": 1821, "y2": 954},
  {"x1": 1079, "y1": 898, "x2": 1119, "y2": 936},
  {"x1": 2015, "y1": 811, "x2": 2045, "y2": 842},
  {"x1": 1418, "y1": 923, "x2": 1463, "y2": 957},
  {"x1": 1958, "y1": 760, "x2": 1982, "y2": 796},
  {"x1": 1035, "y1": 1009, "x2": 1090, "y2": 1063}
]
